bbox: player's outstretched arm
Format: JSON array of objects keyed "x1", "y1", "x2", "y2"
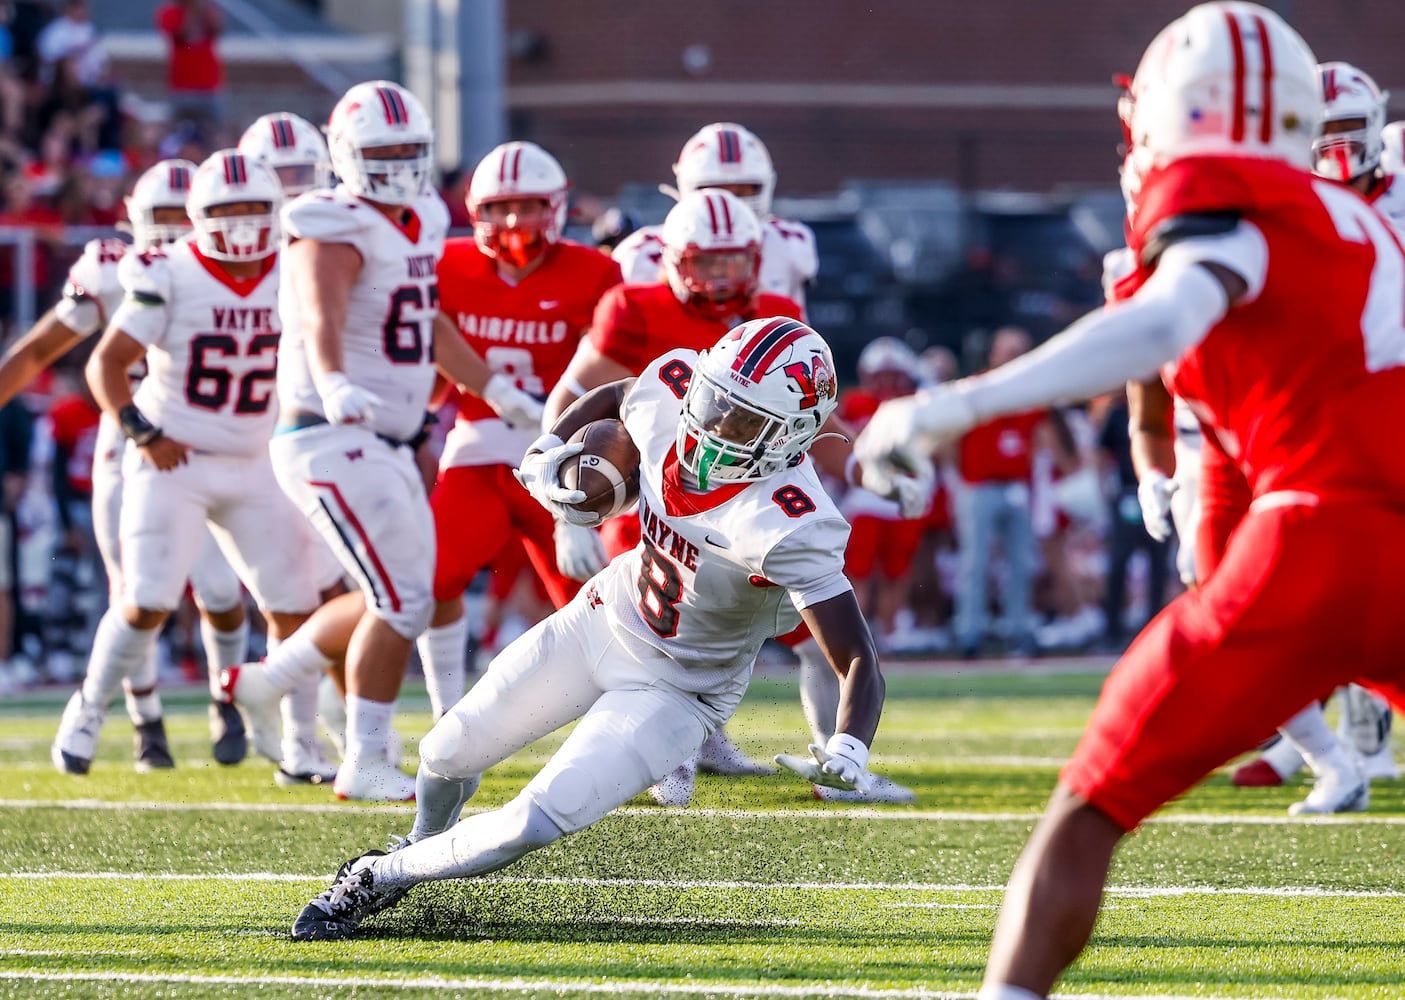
[
  {"x1": 542, "y1": 338, "x2": 632, "y2": 428},
  {"x1": 0, "y1": 308, "x2": 84, "y2": 408}
]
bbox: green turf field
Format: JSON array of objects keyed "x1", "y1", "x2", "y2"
[{"x1": 3, "y1": 664, "x2": 1404, "y2": 998}]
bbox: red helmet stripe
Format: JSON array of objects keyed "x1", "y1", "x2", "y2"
[
  {"x1": 223, "y1": 153, "x2": 246, "y2": 185},
  {"x1": 1323, "y1": 66, "x2": 1339, "y2": 103},
  {"x1": 377, "y1": 86, "x2": 408, "y2": 125},
  {"x1": 1223, "y1": 10, "x2": 1247, "y2": 143},
  {"x1": 704, "y1": 192, "x2": 722, "y2": 235},
  {"x1": 169, "y1": 164, "x2": 190, "y2": 191},
  {"x1": 732, "y1": 318, "x2": 806, "y2": 379},
  {"x1": 717, "y1": 192, "x2": 733, "y2": 233},
  {"x1": 1252, "y1": 14, "x2": 1273, "y2": 143},
  {"x1": 271, "y1": 117, "x2": 296, "y2": 149}
]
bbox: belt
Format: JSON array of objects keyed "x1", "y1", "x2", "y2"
[{"x1": 276, "y1": 410, "x2": 412, "y2": 449}]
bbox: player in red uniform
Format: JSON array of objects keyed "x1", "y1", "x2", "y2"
[
  {"x1": 418, "y1": 141, "x2": 621, "y2": 719},
  {"x1": 858, "y1": 4, "x2": 1405, "y2": 995}
]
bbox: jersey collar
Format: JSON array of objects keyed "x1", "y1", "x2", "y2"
[
  {"x1": 660, "y1": 442, "x2": 749, "y2": 517},
  {"x1": 190, "y1": 244, "x2": 277, "y2": 298}
]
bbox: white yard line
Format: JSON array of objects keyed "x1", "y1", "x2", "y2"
[
  {"x1": 1, "y1": 797, "x2": 1402, "y2": 826},
  {"x1": 1, "y1": 870, "x2": 1401, "y2": 899},
  {"x1": 0, "y1": 970, "x2": 1283, "y2": 1000}
]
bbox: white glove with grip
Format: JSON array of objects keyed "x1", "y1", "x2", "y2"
[
  {"x1": 554, "y1": 519, "x2": 607, "y2": 581},
  {"x1": 856, "y1": 388, "x2": 976, "y2": 499},
  {"x1": 514, "y1": 433, "x2": 587, "y2": 512},
  {"x1": 775, "y1": 733, "x2": 874, "y2": 795},
  {"x1": 1137, "y1": 470, "x2": 1179, "y2": 542},
  {"x1": 317, "y1": 371, "x2": 384, "y2": 425},
  {"x1": 482, "y1": 372, "x2": 545, "y2": 431}
]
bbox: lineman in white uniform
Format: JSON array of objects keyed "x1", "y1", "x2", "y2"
[
  {"x1": 238, "y1": 111, "x2": 335, "y2": 197},
  {"x1": 613, "y1": 122, "x2": 818, "y2": 310},
  {"x1": 56, "y1": 150, "x2": 324, "y2": 775},
  {"x1": 223, "y1": 80, "x2": 543, "y2": 801},
  {"x1": 6, "y1": 160, "x2": 251, "y2": 772},
  {"x1": 290, "y1": 317, "x2": 889, "y2": 941}
]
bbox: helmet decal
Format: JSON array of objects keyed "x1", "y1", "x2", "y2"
[
  {"x1": 222, "y1": 153, "x2": 248, "y2": 185},
  {"x1": 376, "y1": 85, "x2": 410, "y2": 125},
  {"x1": 730, "y1": 317, "x2": 810, "y2": 381},
  {"x1": 168, "y1": 163, "x2": 191, "y2": 192}
]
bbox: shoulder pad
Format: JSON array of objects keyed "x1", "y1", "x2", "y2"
[
  {"x1": 282, "y1": 190, "x2": 366, "y2": 245},
  {"x1": 1140, "y1": 211, "x2": 1242, "y2": 269},
  {"x1": 117, "y1": 244, "x2": 173, "y2": 305}
]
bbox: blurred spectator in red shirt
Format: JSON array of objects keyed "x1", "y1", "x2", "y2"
[
  {"x1": 438, "y1": 166, "x2": 472, "y2": 229},
  {"x1": 951, "y1": 327, "x2": 1049, "y2": 657},
  {"x1": 156, "y1": 0, "x2": 224, "y2": 131}
]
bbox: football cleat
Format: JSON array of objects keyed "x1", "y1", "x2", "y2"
[
  {"x1": 1361, "y1": 747, "x2": 1401, "y2": 781},
  {"x1": 1341, "y1": 684, "x2": 1393, "y2": 757},
  {"x1": 695, "y1": 728, "x2": 776, "y2": 776},
  {"x1": 1288, "y1": 767, "x2": 1369, "y2": 816},
  {"x1": 812, "y1": 773, "x2": 918, "y2": 804},
  {"x1": 1230, "y1": 757, "x2": 1287, "y2": 788},
  {"x1": 290, "y1": 850, "x2": 408, "y2": 941},
  {"x1": 333, "y1": 755, "x2": 416, "y2": 802},
  {"x1": 220, "y1": 664, "x2": 284, "y2": 763},
  {"x1": 648, "y1": 757, "x2": 697, "y2": 808},
  {"x1": 51, "y1": 691, "x2": 106, "y2": 775},
  {"x1": 134, "y1": 719, "x2": 175, "y2": 772},
  {"x1": 209, "y1": 699, "x2": 248, "y2": 765},
  {"x1": 276, "y1": 742, "x2": 340, "y2": 787}
]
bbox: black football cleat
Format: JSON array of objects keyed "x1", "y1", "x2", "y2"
[{"x1": 291, "y1": 850, "x2": 407, "y2": 941}]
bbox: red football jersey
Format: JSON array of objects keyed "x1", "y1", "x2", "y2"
[
  {"x1": 437, "y1": 237, "x2": 622, "y2": 424},
  {"x1": 588, "y1": 283, "x2": 803, "y2": 375},
  {"x1": 49, "y1": 394, "x2": 100, "y2": 494},
  {"x1": 959, "y1": 410, "x2": 1045, "y2": 484},
  {"x1": 1126, "y1": 156, "x2": 1405, "y2": 500}
]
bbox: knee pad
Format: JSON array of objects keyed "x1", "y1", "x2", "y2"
[
  {"x1": 418, "y1": 710, "x2": 477, "y2": 779},
  {"x1": 528, "y1": 764, "x2": 603, "y2": 836}
]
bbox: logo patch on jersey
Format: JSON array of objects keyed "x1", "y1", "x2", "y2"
[
  {"x1": 344, "y1": 448, "x2": 364, "y2": 462},
  {"x1": 586, "y1": 585, "x2": 603, "y2": 609}
]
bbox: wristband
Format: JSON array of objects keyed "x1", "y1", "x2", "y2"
[
  {"x1": 824, "y1": 732, "x2": 869, "y2": 770},
  {"x1": 118, "y1": 404, "x2": 163, "y2": 447}
]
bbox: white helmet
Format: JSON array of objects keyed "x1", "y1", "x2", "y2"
[
  {"x1": 857, "y1": 337, "x2": 919, "y2": 377},
  {"x1": 125, "y1": 158, "x2": 196, "y2": 249},
  {"x1": 468, "y1": 141, "x2": 569, "y2": 268},
  {"x1": 1384, "y1": 121, "x2": 1405, "y2": 176},
  {"x1": 677, "y1": 317, "x2": 839, "y2": 490},
  {"x1": 237, "y1": 112, "x2": 333, "y2": 197},
  {"x1": 1312, "y1": 62, "x2": 1389, "y2": 182},
  {"x1": 326, "y1": 80, "x2": 434, "y2": 206},
  {"x1": 188, "y1": 149, "x2": 283, "y2": 262},
  {"x1": 673, "y1": 122, "x2": 777, "y2": 219},
  {"x1": 660, "y1": 189, "x2": 762, "y2": 319},
  {"x1": 1118, "y1": 2, "x2": 1320, "y2": 200}
]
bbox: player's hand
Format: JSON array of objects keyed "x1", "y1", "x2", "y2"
[
  {"x1": 859, "y1": 460, "x2": 934, "y2": 519},
  {"x1": 514, "y1": 433, "x2": 588, "y2": 512},
  {"x1": 855, "y1": 388, "x2": 975, "y2": 496},
  {"x1": 774, "y1": 734, "x2": 874, "y2": 795},
  {"x1": 318, "y1": 371, "x2": 383, "y2": 425},
  {"x1": 140, "y1": 435, "x2": 191, "y2": 472},
  {"x1": 554, "y1": 520, "x2": 607, "y2": 581},
  {"x1": 482, "y1": 373, "x2": 545, "y2": 432},
  {"x1": 1137, "y1": 470, "x2": 1179, "y2": 542}
]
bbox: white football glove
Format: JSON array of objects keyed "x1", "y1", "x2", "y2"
[
  {"x1": 513, "y1": 433, "x2": 603, "y2": 526},
  {"x1": 855, "y1": 387, "x2": 976, "y2": 498},
  {"x1": 1137, "y1": 470, "x2": 1179, "y2": 542},
  {"x1": 482, "y1": 373, "x2": 545, "y2": 431},
  {"x1": 317, "y1": 371, "x2": 383, "y2": 425},
  {"x1": 554, "y1": 519, "x2": 607, "y2": 581},
  {"x1": 775, "y1": 733, "x2": 874, "y2": 795}
]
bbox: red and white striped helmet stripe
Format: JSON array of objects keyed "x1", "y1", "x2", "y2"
[
  {"x1": 702, "y1": 191, "x2": 735, "y2": 237},
  {"x1": 222, "y1": 153, "x2": 248, "y2": 185},
  {"x1": 1221, "y1": 6, "x2": 1277, "y2": 147},
  {"x1": 376, "y1": 86, "x2": 409, "y2": 125}
]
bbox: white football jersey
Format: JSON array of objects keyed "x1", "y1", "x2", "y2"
[
  {"x1": 1370, "y1": 173, "x2": 1405, "y2": 235},
  {"x1": 55, "y1": 237, "x2": 128, "y2": 336},
  {"x1": 1171, "y1": 395, "x2": 1202, "y2": 450},
  {"x1": 110, "y1": 238, "x2": 281, "y2": 457},
  {"x1": 594, "y1": 349, "x2": 852, "y2": 692},
  {"x1": 277, "y1": 185, "x2": 449, "y2": 443},
  {"x1": 613, "y1": 216, "x2": 818, "y2": 310}
]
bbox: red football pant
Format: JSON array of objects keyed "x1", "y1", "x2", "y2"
[
  {"x1": 845, "y1": 515, "x2": 924, "y2": 580},
  {"x1": 429, "y1": 464, "x2": 579, "y2": 611},
  {"x1": 1063, "y1": 498, "x2": 1405, "y2": 830}
]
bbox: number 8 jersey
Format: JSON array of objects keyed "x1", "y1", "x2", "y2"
[
  {"x1": 110, "y1": 237, "x2": 281, "y2": 456},
  {"x1": 276, "y1": 186, "x2": 449, "y2": 443},
  {"x1": 595, "y1": 349, "x2": 853, "y2": 694}
]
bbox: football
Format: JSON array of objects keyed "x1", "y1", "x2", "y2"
[{"x1": 559, "y1": 419, "x2": 641, "y2": 520}]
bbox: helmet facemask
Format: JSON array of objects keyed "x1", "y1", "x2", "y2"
[
  {"x1": 194, "y1": 202, "x2": 278, "y2": 261},
  {"x1": 665, "y1": 245, "x2": 759, "y2": 319},
  {"x1": 472, "y1": 196, "x2": 560, "y2": 269},
  {"x1": 354, "y1": 143, "x2": 433, "y2": 205},
  {"x1": 677, "y1": 372, "x2": 817, "y2": 489}
]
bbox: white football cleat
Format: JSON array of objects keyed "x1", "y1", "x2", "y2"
[
  {"x1": 1361, "y1": 747, "x2": 1400, "y2": 781},
  {"x1": 695, "y1": 728, "x2": 775, "y2": 776},
  {"x1": 334, "y1": 755, "x2": 416, "y2": 801},
  {"x1": 648, "y1": 757, "x2": 697, "y2": 807},
  {"x1": 220, "y1": 663, "x2": 284, "y2": 763},
  {"x1": 52, "y1": 691, "x2": 106, "y2": 774},
  {"x1": 1288, "y1": 766, "x2": 1368, "y2": 816},
  {"x1": 1341, "y1": 684, "x2": 1393, "y2": 757},
  {"x1": 276, "y1": 741, "x2": 341, "y2": 786},
  {"x1": 813, "y1": 773, "x2": 917, "y2": 804}
]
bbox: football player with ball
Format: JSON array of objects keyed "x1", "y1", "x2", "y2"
[{"x1": 292, "y1": 318, "x2": 889, "y2": 941}]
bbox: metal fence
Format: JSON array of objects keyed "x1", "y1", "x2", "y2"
[{"x1": 0, "y1": 226, "x2": 122, "y2": 342}]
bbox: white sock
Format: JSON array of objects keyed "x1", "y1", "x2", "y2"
[
  {"x1": 1280, "y1": 703, "x2": 1344, "y2": 778},
  {"x1": 416, "y1": 617, "x2": 469, "y2": 720},
  {"x1": 318, "y1": 674, "x2": 347, "y2": 759},
  {"x1": 346, "y1": 694, "x2": 395, "y2": 762},
  {"x1": 261, "y1": 629, "x2": 333, "y2": 692},
  {"x1": 410, "y1": 762, "x2": 480, "y2": 841},
  {"x1": 281, "y1": 674, "x2": 323, "y2": 767},
  {"x1": 796, "y1": 636, "x2": 839, "y2": 745},
  {"x1": 977, "y1": 985, "x2": 1044, "y2": 1000},
  {"x1": 200, "y1": 616, "x2": 249, "y2": 701},
  {"x1": 123, "y1": 639, "x2": 162, "y2": 724},
  {"x1": 84, "y1": 610, "x2": 159, "y2": 711}
]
